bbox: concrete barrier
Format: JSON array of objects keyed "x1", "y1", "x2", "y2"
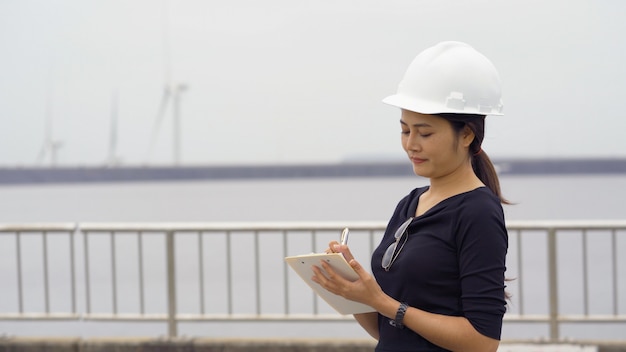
[
  {"x1": 0, "y1": 338, "x2": 377, "y2": 352},
  {"x1": 1, "y1": 338, "x2": 625, "y2": 352}
]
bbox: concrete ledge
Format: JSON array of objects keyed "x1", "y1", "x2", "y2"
[
  {"x1": 0, "y1": 338, "x2": 378, "y2": 352},
  {"x1": 1, "y1": 337, "x2": 626, "y2": 352}
]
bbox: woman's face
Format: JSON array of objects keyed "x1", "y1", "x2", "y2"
[{"x1": 400, "y1": 110, "x2": 474, "y2": 180}]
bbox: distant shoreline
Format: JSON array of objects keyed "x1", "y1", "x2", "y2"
[{"x1": 1, "y1": 158, "x2": 625, "y2": 185}]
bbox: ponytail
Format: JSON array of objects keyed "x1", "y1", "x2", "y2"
[
  {"x1": 472, "y1": 150, "x2": 509, "y2": 204},
  {"x1": 438, "y1": 113, "x2": 509, "y2": 205}
]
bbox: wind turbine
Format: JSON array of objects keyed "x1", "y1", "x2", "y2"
[{"x1": 145, "y1": 0, "x2": 188, "y2": 166}]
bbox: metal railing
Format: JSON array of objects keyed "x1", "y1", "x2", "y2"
[{"x1": 1, "y1": 221, "x2": 625, "y2": 341}]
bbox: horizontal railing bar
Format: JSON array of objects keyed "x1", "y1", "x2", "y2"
[
  {"x1": 78, "y1": 222, "x2": 387, "y2": 232},
  {"x1": 0, "y1": 223, "x2": 76, "y2": 232},
  {"x1": 503, "y1": 314, "x2": 551, "y2": 322},
  {"x1": 504, "y1": 314, "x2": 626, "y2": 323},
  {"x1": 80, "y1": 313, "x2": 355, "y2": 322},
  {"x1": 506, "y1": 220, "x2": 626, "y2": 230},
  {"x1": 2, "y1": 221, "x2": 625, "y2": 234},
  {"x1": 81, "y1": 314, "x2": 168, "y2": 321},
  {"x1": 0, "y1": 313, "x2": 80, "y2": 320},
  {"x1": 2, "y1": 221, "x2": 622, "y2": 234},
  {"x1": 5, "y1": 313, "x2": 624, "y2": 323},
  {"x1": 556, "y1": 315, "x2": 626, "y2": 322},
  {"x1": 176, "y1": 314, "x2": 357, "y2": 322}
]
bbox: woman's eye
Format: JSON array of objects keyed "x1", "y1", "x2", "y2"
[
  {"x1": 420, "y1": 133, "x2": 432, "y2": 138},
  {"x1": 401, "y1": 130, "x2": 410, "y2": 135}
]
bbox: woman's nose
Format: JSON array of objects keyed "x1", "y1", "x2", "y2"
[{"x1": 404, "y1": 133, "x2": 421, "y2": 152}]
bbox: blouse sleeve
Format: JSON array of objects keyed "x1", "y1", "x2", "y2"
[{"x1": 455, "y1": 191, "x2": 508, "y2": 340}]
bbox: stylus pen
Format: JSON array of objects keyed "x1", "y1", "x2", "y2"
[{"x1": 340, "y1": 228, "x2": 349, "y2": 246}]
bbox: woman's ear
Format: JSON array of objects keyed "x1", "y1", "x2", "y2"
[{"x1": 461, "y1": 126, "x2": 476, "y2": 148}]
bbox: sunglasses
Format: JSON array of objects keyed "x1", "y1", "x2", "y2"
[{"x1": 381, "y1": 217, "x2": 414, "y2": 271}]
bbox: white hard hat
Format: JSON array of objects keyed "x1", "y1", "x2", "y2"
[{"x1": 383, "y1": 41, "x2": 503, "y2": 116}]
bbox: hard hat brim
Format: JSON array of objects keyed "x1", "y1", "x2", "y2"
[{"x1": 382, "y1": 94, "x2": 504, "y2": 116}]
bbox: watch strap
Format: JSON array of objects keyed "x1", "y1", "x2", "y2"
[{"x1": 389, "y1": 302, "x2": 408, "y2": 329}]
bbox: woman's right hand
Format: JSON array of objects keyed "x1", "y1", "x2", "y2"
[{"x1": 314, "y1": 242, "x2": 384, "y2": 309}]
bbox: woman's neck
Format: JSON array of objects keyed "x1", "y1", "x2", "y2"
[
  {"x1": 427, "y1": 161, "x2": 483, "y2": 199},
  {"x1": 416, "y1": 161, "x2": 483, "y2": 217}
]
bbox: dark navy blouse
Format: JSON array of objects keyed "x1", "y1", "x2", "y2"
[{"x1": 372, "y1": 186, "x2": 508, "y2": 352}]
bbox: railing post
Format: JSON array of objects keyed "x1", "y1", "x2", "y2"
[
  {"x1": 547, "y1": 227, "x2": 559, "y2": 341},
  {"x1": 16, "y1": 231, "x2": 23, "y2": 314},
  {"x1": 166, "y1": 230, "x2": 177, "y2": 337}
]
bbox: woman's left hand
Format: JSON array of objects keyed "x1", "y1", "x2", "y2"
[{"x1": 311, "y1": 243, "x2": 385, "y2": 308}]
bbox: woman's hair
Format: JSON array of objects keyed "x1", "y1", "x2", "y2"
[{"x1": 438, "y1": 113, "x2": 509, "y2": 205}]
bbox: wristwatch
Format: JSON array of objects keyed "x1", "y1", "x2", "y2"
[{"x1": 389, "y1": 302, "x2": 408, "y2": 329}]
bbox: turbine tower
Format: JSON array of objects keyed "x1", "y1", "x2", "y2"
[
  {"x1": 37, "y1": 81, "x2": 63, "y2": 167},
  {"x1": 106, "y1": 89, "x2": 122, "y2": 166},
  {"x1": 145, "y1": 0, "x2": 188, "y2": 166},
  {"x1": 146, "y1": 83, "x2": 187, "y2": 165}
]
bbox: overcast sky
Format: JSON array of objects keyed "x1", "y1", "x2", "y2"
[{"x1": 1, "y1": 0, "x2": 624, "y2": 167}]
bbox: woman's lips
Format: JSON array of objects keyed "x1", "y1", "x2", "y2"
[{"x1": 410, "y1": 157, "x2": 426, "y2": 164}]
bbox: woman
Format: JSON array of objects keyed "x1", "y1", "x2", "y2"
[{"x1": 312, "y1": 41, "x2": 509, "y2": 352}]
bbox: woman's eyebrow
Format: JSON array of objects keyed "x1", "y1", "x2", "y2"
[{"x1": 399, "y1": 120, "x2": 432, "y2": 128}]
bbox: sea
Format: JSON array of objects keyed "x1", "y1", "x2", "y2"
[{"x1": 0, "y1": 164, "x2": 625, "y2": 341}]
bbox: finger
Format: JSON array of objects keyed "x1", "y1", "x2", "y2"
[
  {"x1": 333, "y1": 244, "x2": 356, "y2": 262},
  {"x1": 312, "y1": 262, "x2": 342, "y2": 294},
  {"x1": 313, "y1": 261, "x2": 340, "y2": 282},
  {"x1": 310, "y1": 264, "x2": 327, "y2": 284},
  {"x1": 319, "y1": 259, "x2": 336, "y2": 279},
  {"x1": 326, "y1": 240, "x2": 340, "y2": 253},
  {"x1": 348, "y1": 258, "x2": 369, "y2": 280}
]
